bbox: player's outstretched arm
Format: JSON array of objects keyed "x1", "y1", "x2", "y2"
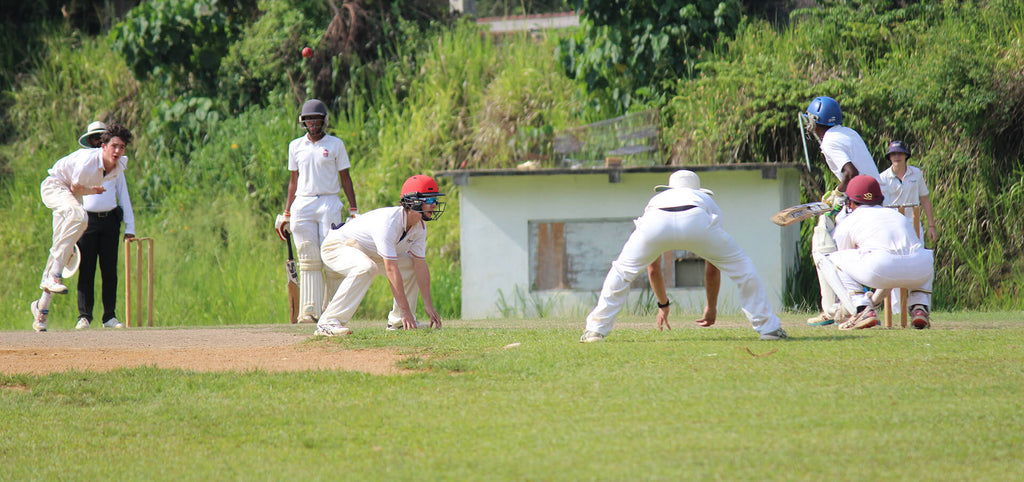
[
  {"x1": 696, "y1": 263, "x2": 720, "y2": 327},
  {"x1": 920, "y1": 193, "x2": 938, "y2": 243},
  {"x1": 647, "y1": 261, "x2": 671, "y2": 331},
  {"x1": 383, "y1": 258, "x2": 418, "y2": 329},
  {"x1": 413, "y1": 257, "x2": 441, "y2": 328}
]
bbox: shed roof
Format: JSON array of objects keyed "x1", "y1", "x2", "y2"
[{"x1": 437, "y1": 163, "x2": 806, "y2": 186}]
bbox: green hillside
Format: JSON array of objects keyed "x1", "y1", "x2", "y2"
[{"x1": 2, "y1": 0, "x2": 1022, "y2": 330}]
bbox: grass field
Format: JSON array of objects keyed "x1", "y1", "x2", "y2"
[{"x1": 3, "y1": 312, "x2": 1024, "y2": 480}]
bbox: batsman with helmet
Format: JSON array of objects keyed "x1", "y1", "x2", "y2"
[
  {"x1": 313, "y1": 175, "x2": 445, "y2": 336},
  {"x1": 275, "y1": 99, "x2": 359, "y2": 324}
]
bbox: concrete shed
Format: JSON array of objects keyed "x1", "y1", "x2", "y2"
[{"x1": 439, "y1": 164, "x2": 804, "y2": 319}]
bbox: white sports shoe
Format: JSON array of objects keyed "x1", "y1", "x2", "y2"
[
  {"x1": 314, "y1": 324, "x2": 352, "y2": 337},
  {"x1": 759, "y1": 328, "x2": 789, "y2": 340},
  {"x1": 103, "y1": 318, "x2": 125, "y2": 328},
  {"x1": 75, "y1": 317, "x2": 91, "y2": 330},
  {"x1": 579, "y1": 330, "x2": 605, "y2": 343},
  {"x1": 31, "y1": 300, "x2": 48, "y2": 332},
  {"x1": 40, "y1": 275, "x2": 68, "y2": 294}
]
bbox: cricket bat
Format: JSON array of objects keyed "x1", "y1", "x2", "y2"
[
  {"x1": 771, "y1": 202, "x2": 832, "y2": 226},
  {"x1": 284, "y1": 231, "x2": 299, "y2": 324}
]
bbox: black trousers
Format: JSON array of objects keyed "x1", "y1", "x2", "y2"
[{"x1": 76, "y1": 208, "x2": 123, "y2": 322}]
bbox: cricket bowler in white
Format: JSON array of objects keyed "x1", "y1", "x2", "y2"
[
  {"x1": 801, "y1": 96, "x2": 882, "y2": 327},
  {"x1": 313, "y1": 175, "x2": 445, "y2": 337},
  {"x1": 580, "y1": 170, "x2": 787, "y2": 343},
  {"x1": 817, "y1": 175, "x2": 934, "y2": 330},
  {"x1": 275, "y1": 99, "x2": 359, "y2": 324},
  {"x1": 31, "y1": 124, "x2": 133, "y2": 332}
]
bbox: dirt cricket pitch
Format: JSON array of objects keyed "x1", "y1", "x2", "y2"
[{"x1": 0, "y1": 324, "x2": 406, "y2": 375}]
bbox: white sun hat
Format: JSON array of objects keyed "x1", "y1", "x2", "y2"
[
  {"x1": 654, "y1": 170, "x2": 714, "y2": 195},
  {"x1": 78, "y1": 121, "x2": 108, "y2": 148}
]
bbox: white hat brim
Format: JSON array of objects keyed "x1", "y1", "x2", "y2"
[
  {"x1": 654, "y1": 186, "x2": 714, "y2": 196},
  {"x1": 78, "y1": 128, "x2": 106, "y2": 148}
]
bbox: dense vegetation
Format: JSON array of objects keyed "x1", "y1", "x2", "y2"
[{"x1": 2, "y1": 0, "x2": 1022, "y2": 330}]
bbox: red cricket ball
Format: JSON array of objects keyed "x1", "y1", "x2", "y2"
[{"x1": 301, "y1": 47, "x2": 312, "y2": 58}]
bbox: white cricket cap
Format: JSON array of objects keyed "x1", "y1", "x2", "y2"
[{"x1": 654, "y1": 170, "x2": 714, "y2": 195}]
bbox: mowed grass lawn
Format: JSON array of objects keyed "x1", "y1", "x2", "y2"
[{"x1": 3, "y1": 312, "x2": 1023, "y2": 480}]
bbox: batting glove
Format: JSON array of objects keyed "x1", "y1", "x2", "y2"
[
  {"x1": 822, "y1": 189, "x2": 846, "y2": 208},
  {"x1": 275, "y1": 212, "x2": 290, "y2": 241},
  {"x1": 346, "y1": 207, "x2": 359, "y2": 224}
]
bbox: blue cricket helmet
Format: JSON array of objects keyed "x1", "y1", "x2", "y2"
[{"x1": 806, "y1": 96, "x2": 843, "y2": 127}]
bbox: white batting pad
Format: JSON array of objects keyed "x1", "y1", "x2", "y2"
[{"x1": 297, "y1": 241, "x2": 324, "y2": 320}]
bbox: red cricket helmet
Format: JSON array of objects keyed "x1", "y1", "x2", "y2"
[
  {"x1": 846, "y1": 175, "x2": 884, "y2": 206},
  {"x1": 400, "y1": 175, "x2": 446, "y2": 221},
  {"x1": 401, "y1": 175, "x2": 442, "y2": 198}
]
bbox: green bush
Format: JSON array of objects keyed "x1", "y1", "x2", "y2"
[{"x1": 109, "y1": 0, "x2": 257, "y2": 95}]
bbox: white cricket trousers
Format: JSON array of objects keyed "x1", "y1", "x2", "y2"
[
  {"x1": 39, "y1": 178, "x2": 87, "y2": 283},
  {"x1": 318, "y1": 239, "x2": 419, "y2": 327},
  {"x1": 827, "y1": 248, "x2": 934, "y2": 308},
  {"x1": 290, "y1": 194, "x2": 345, "y2": 319},
  {"x1": 585, "y1": 208, "x2": 781, "y2": 336}
]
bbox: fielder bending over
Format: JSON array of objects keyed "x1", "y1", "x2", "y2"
[
  {"x1": 313, "y1": 175, "x2": 445, "y2": 337},
  {"x1": 275, "y1": 99, "x2": 359, "y2": 323},
  {"x1": 31, "y1": 124, "x2": 133, "y2": 332},
  {"x1": 816, "y1": 175, "x2": 934, "y2": 330},
  {"x1": 580, "y1": 170, "x2": 787, "y2": 343}
]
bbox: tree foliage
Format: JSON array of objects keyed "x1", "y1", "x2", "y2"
[
  {"x1": 561, "y1": 0, "x2": 743, "y2": 110},
  {"x1": 109, "y1": 0, "x2": 257, "y2": 95}
]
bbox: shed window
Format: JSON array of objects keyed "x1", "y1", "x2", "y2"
[{"x1": 530, "y1": 220, "x2": 703, "y2": 291}]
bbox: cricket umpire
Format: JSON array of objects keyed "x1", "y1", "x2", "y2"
[{"x1": 75, "y1": 121, "x2": 134, "y2": 329}]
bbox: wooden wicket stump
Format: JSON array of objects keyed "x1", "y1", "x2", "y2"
[
  {"x1": 125, "y1": 237, "x2": 155, "y2": 327},
  {"x1": 883, "y1": 205, "x2": 921, "y2": 329}
]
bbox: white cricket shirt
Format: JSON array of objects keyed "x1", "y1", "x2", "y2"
[
  {"x1": 328, "y1": 206, "x2": 427, "y2": 260},
  {"x1": 82, "y1": 171, "x2": 136, "y2": 235},
  {"x1": 644, "y1": 188, "x2": 722, "y2": 225},
  {"x1": 288, "y1": 134, "x2": 351, "y2": 196},
  {"x1": 820, "y1": 126, "x2": 880, "y2": 182},
  {"x1": 47, "y1": 147, "x2": 126, "y2": 189},
  {"x1": 832, "y1": 205, "x2": 922, "y2": 254},
  {"x1": 880, "y1": 165, "x2": 930, "y2": 206}
]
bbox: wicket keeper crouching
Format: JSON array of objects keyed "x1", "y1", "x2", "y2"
[
  {"x1": 313, "y1": 175, "x2": 445, "y2": 337},
  {"x1": 816, "y1": 175, "x2": 934, "y2": 330}
]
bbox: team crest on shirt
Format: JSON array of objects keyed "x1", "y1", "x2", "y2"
[{"x1": 323, "y1": 148, "x2": 329, "y2": 157}]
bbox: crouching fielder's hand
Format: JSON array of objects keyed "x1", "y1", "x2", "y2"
[
  {"x1": 427, "y1": 307, "x2": 442, "y2": 329},
  {"x1": 656, "y1": 305, "x2": 671, "y2": 331},
  {"x1": 695, "y1": 305, "x2": 717, "y2": 328},
  {"x1": 274, "y1": 212, "x2": 290, "y2": 241}
]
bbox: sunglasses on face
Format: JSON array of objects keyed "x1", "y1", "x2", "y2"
[{"x1": 421, "y1": 197, "x2": 438, "y2": 205}]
